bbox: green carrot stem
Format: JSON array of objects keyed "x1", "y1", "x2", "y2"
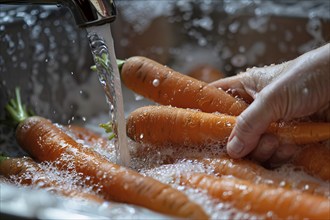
[
  {"x1": 0, "y1": 155, "x2": 9, "y2": 163},
  {"x1": 4, "y1": 87, "x2": 33, "y2": 127},
  {"x1": 90, "y1": 65, "x2": 97, "y2": 71},
  {"x1": 117, "y1": 59, "x2": 125, "y2": 73}
]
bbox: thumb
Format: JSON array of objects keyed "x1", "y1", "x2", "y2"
[{"x1": 226, "y1": 92, "x2": 276, "y2": 158}]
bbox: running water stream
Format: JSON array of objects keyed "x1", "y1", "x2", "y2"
[{"x1": 86, "y1": 24, "x2": 130, "y2": 167}]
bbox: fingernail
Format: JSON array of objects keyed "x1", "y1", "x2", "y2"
[{"x1": 227, "y1": 136, "x2": 244, "y2": 156}]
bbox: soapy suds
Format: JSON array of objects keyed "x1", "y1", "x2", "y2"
[
  {"x1": 1, "y1": 108, "x2": 329, "y2": 219},
  {"x1": 81, "y1": 114, "x2": 330, "y2": 218},
  {"x1": 86, "y1": 115, "x2": 330, "y2": 218}
]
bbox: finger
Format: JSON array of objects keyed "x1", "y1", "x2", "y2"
[
  {"x1": 249, "y1": 133, "x2": 279, "y2": 163},
  {"x1": 267, "y1": 144, "x2": 298, "y2": 168},
  {"x1": 226, "y1": 92, "x2": 276, "y2": 159},
  {"x1": 209, "y1": 75, "x2": 253, "y2": 103},
  {"x1": 209, "y1": 75, "x2": 244, "y2": 91}
]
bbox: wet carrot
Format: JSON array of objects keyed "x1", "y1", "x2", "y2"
[
  {"x1": 292, "y1": 144, "x2": 330, "y2": 181},
  {"x1": 127, "y1": 105, "x2": 330, "y2": 146},
  {"x1": 0, "y1": 156, "x2": 105, "y2": 203},
  {"x1": 181, "y1": 173, "x2": 330, "y2": 219},
  {"x1": 199, "y1": 155, "x2": 329, "y2": 196},
  {"x1": 118, "y1": 56, "x2": 248, "y2": 115},
  {"x1": 4, "y1": 88, "x2": 208, "y2": 219}
]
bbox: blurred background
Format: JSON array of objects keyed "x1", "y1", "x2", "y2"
[
  {"x1": 1, "y1": 0, "x2": 329, "y2": 123},
  {"x1": 0, "y1": 0, "x2": 329, "y2": 218}
]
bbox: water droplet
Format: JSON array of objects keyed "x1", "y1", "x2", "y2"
[
  {"x1": 225, "y1": 122, "x2": 232, "y2": 127},
  {"x1": 152, "y1": 79, "x2": 160, "y2": 87},
  {"x1": 304, "y1": 184, "x2": 310, "y2": 190},
  {"x1": 134, "y1": 93, "x2": 144, "y2": 101}
]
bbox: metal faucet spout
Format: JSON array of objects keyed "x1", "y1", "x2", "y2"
[{"x1": 0, "y1": 0, "x2": 116, "y2": 27}]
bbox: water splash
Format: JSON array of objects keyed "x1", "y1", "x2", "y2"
[{"x1": 87, "y1": 24, "x2": 130, "y2": 167}]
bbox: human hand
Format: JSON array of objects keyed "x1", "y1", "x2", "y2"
[{"x1": 210, "y1": 43, "x2": 330, "y2": 166}]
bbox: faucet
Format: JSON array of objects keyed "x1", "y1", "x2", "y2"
[{"x1": 0, "y1": 0, "x2": 116, "y2": 27}]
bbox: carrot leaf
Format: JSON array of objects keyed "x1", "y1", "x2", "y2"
[
  {"x1": 90, "y1": 65, "x2": 97, "y2": 71},
  {"x1": 99, "y1": 121, "x2": 116, "y2": 140},
  {"x1": 90, "y1": 53, "x2": 112, "y2": 73},
  {"x1": 3, "y1": 87, "x2": 33, "y2": 127}
]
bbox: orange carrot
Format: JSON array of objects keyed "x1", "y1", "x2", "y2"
[
  {"x1": 199, "y1": 155, "x2": 329, "y2": 196},
  {"x1": 0, "y1": 156, "x2": 105, "y2": 203},
  {"x1": 292, "y1": 144, "x2": 330, "y2": 181},
  {"x1": 181, "y1": 173, "x2": 330, "y2": 219},
  {"x1": 127, "y1": 105, "x2": 330, "y2": 146},
  {"x1": 4, "y1": 88, "x2": 208, "y2": 219},
  {"x1": 119, "y1": 56, "x2": 248, "y2": 115}
]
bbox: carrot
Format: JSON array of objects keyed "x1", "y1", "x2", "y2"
[
  {"x1": 199, "y1": 155, "x2": 329, "y2": 196},
  {"x1": 181, "y1": 173, "x2": 330, "y2": 219},
  {"x1": 292, "y1": 143, "x2": 330, "y2": 181},
  {"x1": 4, "y1": 88, "x2": 208, "y2": 219},
  {"x1": 0, "y1": 155, "x2": 105, "y2": 203},
  {"x1": 127, "y1": 105, "x2": 330, "y2": 146},
  {"x1": 118, "y1": 56, "x2": 248, "y2": 115}
]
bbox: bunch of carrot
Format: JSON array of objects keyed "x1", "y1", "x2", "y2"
[
  {"x1": 119, "y1": 56, "x2": 330, "y2": 167},
  {"x1": 117, "y1": 56, "x2": 330, "y2": 218},
  {"x1": 2, "y1": 88, "x2": 208, "y2": 219}
]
